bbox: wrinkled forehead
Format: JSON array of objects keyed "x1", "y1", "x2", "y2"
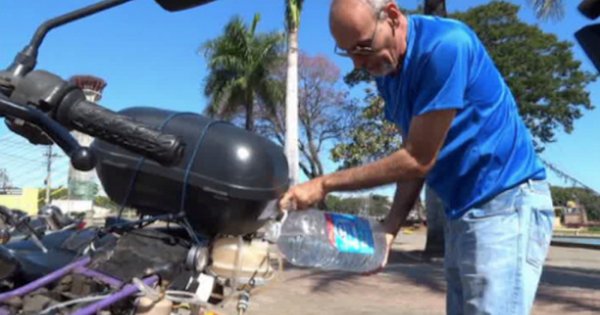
[{"x1": 329, "y1": 0, "x2": 377, "y2": 49}]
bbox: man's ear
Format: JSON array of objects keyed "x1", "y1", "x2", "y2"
[{"x1": 384, "y1": 1, "x2": 401, "y2": 21}]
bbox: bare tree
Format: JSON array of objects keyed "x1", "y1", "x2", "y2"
[{"x1": 255, "y1": 52, "x2": 359, "y2": 180}]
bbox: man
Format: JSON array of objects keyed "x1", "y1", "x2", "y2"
[{"x1": 279, "y1": 0, "x2": 555, "y2": 314}]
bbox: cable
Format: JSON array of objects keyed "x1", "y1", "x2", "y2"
[
  {"x1": 39, "y1": 294, "x2": 110, "y2": 314},
  {"x1": 178, "y1": 120, "x2": 230, "y2": 214}
]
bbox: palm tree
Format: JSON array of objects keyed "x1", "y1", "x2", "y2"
[
  {"x1": 284, "y1": 0, "x2": 304, "y2": 185},
  {"x1": 200, "y1": 14, "x2": 284, "y2": 131},
  {"x1": 528, "y1": 0, "x2": 565, "y2": 20}
]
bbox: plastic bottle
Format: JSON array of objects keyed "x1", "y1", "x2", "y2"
[{"x1": 275, "y1": 209, "x2": 389, "y2": 273}]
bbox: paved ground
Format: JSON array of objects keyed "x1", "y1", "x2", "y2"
[{"x1": 216, "y1": 232, "x2": 600, "y2": 315}]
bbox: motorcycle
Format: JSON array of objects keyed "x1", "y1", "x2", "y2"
[
  {"x1": 2, "y1": 0, "x2": 596, "y2": 314},
  {"x1": 0, "y1": 205, "x2": 84, "y2": 245},
  {"x1": 0, "y1": 0, "x2": 290, "y2": 314}
]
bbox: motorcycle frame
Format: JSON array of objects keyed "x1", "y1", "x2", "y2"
[{"x1": 0, "y1": 256, "x2": 159, "y2": 315}]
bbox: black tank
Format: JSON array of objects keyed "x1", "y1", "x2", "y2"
[{"x1": 91, "y1": 107, "x2": 290, "y2": 236}]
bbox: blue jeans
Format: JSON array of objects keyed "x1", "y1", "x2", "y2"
[{"x1": 444, "y1": 179, "x2": 554, "y2": 315}]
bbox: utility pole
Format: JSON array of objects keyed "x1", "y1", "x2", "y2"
[
  {"x1": 0, "y1": 168, "x2": 8, "y2": 190},
  {"x1": 44, "y1": 146, "x2": 58, "y2": 205}
]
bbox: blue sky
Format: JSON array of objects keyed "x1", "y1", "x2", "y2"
[{"x1": 0, "y1": 0, "x2": 598, "y2": 198}]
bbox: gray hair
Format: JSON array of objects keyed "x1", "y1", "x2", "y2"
[
  {"x1": 361, "y1": 0, "x2": 394, "y2": 19},
  {"x1": 329, "y1": 0, "x2": 394, "y2": 21}
]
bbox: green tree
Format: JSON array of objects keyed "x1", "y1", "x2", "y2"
[
  {"x1": 200, "y1": 14, "x2": 284, "y2": 131},
  {"x1": 326, "y1": 195, "x2": 362, "y2": 215},
  {"x1": 369, "y1": 194, "x2": 393, "y2": 217},
  {"x1": 38, "y1": 186, "x2": 69, "y2": 208},
  {"x1": 451, "y1": 1, "x2": 596, "y2": 150},
  {"x1": 551, "y1": 186, "x2": 600, "y2": 221},
  {"x1": 325, "y1": 194, "x2": 391, "y2": 217},
  {"x1": 331, "y1": 88, "x2": 401, "y2": 168}
]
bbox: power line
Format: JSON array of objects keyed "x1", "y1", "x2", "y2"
[{"x1": 541, "y1": 157, "x2": 599, "y2": 196}]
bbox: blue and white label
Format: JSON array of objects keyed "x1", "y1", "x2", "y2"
[{"x1": 325, "y1": 213, "x2": 375, "y2": 255}]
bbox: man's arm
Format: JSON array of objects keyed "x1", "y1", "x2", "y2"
[
  {"x1": 321, "y1": 29, "x2": 471, "y2": 194},
  {"x1": 321, "y1": 109, "x2": 455, "y2": 194},
  {"x1": 384, "y1": 178, "x2": 425, "y2": 236},
  {"x1": 279, "y1": 29, "x2": 470, "y2": 211}
]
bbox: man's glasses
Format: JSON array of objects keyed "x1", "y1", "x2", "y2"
[{"x1": 334, "y1": 15, "x2": 381, "y2": 57}]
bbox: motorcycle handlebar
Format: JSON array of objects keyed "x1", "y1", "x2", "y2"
[{"x1": 56, "y1": 91, "x2": 184, "y2": 167}]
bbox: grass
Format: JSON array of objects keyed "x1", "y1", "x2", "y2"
[
  {"x1": 587, "y1": 227, "x2": 600, "y2": 234},
  {"x1": 553, "y1": 226, "x2": 600, "y2": 236}
]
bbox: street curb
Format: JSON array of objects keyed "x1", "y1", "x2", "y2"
[{"x1": 551, "y1": 240, "x2": 600, "y2": 250}]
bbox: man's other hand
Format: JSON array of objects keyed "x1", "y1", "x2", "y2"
[{"x1": 362, "y1": 233, "x2": 396, "y2": 276}]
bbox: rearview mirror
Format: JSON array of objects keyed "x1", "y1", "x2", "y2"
[
  {"x1": 579, "y1": 0, "x2": 600, "y2": 20},
  {"x1": 575, "y1": 24, "x2": 600, "y2": 73},
  {"x1": 154, "y1": 0, "x2": 219, "y2": 12}
]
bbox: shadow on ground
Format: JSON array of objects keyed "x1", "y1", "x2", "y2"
[{"x1": 282, "y1": 248, "x2": 600, "y2": 313}]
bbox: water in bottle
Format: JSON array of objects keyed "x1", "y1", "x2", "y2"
[{"x1": 275, "y1": 209, "x2": 389, "y2": 273}]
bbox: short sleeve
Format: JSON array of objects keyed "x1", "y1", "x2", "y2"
[{"x1": 412, "y1": 28, "x2": 472, "y2": 116}]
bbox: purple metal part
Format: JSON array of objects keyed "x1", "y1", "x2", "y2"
[
  {"x1": 70, "y1": 275, "x2": 159, "y2": 315},
  {"x1": 0, "y1": 256, "x2": 91, "y2": 303},
  {"x1": 74, "y1": 266, "x2": 123, "y2": 288}
]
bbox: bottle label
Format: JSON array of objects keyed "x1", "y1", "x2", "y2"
[{"x1": 325, "y1": 213, "x2": 375, "y2": 255}]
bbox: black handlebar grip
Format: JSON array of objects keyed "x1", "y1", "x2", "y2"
[{"x1": 61, "y1": 99, "x2": 184, "y2": 166}]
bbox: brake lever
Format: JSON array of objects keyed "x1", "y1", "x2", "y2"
[
  {"x1": 5, "y1": 117, "x2": 53, "y2": 145},
  {"x1": 0, "y1": 95, "x2": 96, "y2": 171}
]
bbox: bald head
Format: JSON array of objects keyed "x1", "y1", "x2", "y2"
[{"x1": 329, "y1": 0, "x2": 376, "y2": 48}]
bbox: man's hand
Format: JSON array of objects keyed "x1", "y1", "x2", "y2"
[
  {"x1": 363, "y1": 233, "x2": 396, "y2": 276},
  {"x1": 279, "y1": 177, "x2": 328, "y2": 211},
  {"x1": 363, "y1": 179, "x2": 423, "y2": 276}
]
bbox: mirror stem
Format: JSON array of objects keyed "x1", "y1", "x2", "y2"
[
  {"x1": 30, "y1": 0, "x2": 134, "y2": 49},
  {"x1": 8, "y1": 0, "x2": 134, "y2": 76}
]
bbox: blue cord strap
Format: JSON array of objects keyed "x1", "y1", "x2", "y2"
[{"x1": 117, "y1": 112, "x2": 231, "y2": 243}]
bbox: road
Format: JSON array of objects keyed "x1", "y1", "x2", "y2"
[{"x1": 214, "y1": 233, "x2": 600, "y2": 315}]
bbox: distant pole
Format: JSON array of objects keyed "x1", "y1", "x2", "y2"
[{"x1": 45, "y1": 146, "x2": 53, "y2": 204}]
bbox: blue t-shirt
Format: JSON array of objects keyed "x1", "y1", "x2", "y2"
[{"x1": 375, "y1": 15, "x2": 547, "y2": 219}]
